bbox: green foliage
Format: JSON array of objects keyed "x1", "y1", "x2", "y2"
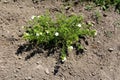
[
  {"x1": 23, "y1": 13, "x2": 97, "y2": 62},
  {"x1": 93, "y1": 0, "x2": 113, "y2": 10},
  {"x1": 92, "y1": 10, "x2": 102, "y2": 24},
  {"x1": 80, "y1": 0, "x2": 120, "y2": 12},
  {"x1": 84, "y1": 5, "x2": 93, "y2": 11},
  {"x1": 94, "y1": 0, "x2": 120, "y2": 12}
]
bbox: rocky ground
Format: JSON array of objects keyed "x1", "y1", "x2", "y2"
[{"x1": 0, "y1": 0, "x2": 120, "y2": 80}]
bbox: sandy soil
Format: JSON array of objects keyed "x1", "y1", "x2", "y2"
[{"x1": 0, "y1": 0, "x2": 120, "y2": 80}]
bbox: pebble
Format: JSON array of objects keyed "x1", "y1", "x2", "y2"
[
  {"x1": 97, "y1": 41, "x2": 101, "y2": 44},
  {"x1": 27, "y1": 76, "x2": 32, "y2": 80},
  {"x1": 91, "y1": 72, "x2": 95, "y2": 76},
  {"x1": 65, "y1": 6, "x2": 70, "y2": 10},
  {"x1": 36, "y1": 61, "x2": 42, "y2": 65},
  {"x1": 14, "y1": 74, "x2": 18, "y2": 78},
  {"x1": 3, "y1": 0, "x2": 9, "y2": 3},
  {"x1": 18, "y1": 56, "x2": 22, "y2": 59},
  {"x1": 45, "y1": 68, "x2": 49, "y2": 75},
  {"x1": 36, "y1": 62, "x2": 39, "y2": 65},
  {"x1": 15, "y1": 69, "x2": 19, "y2": 73},
  {"x1": 108, "y1": 48, "x2": 114, "y2": 52},
  {"x1": 17, "y1": 66, "x2": 21, "y2": 70},
  {"x1": 25, "y1": 76, "x2": 32, "y2": 80}
]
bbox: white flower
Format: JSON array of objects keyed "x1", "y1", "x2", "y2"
[
  {"x1": 62, "y1": 57, "x2": 67, "y2": 62},
  {"x1": 46, "y1": 30, "x2": 49, "y2": 34},
  {"x1": 55, "y1": 32, "x2": 59, "y2": 36},
  {"x1": 91, "y1": 23, "x2": 94, "y2": 27},
  {"x1": 24, "y1": 33, "x2": 29, "y2": 36},
  {"x1": 22, "y1": 26, "x2": 24, "y2": 29},
  {"x1": 77, "y1": 23, "x2": 82, "y2": 28},
  {"x1": 39, "y1": 32, "x2": 42, "y2": 35},
  {"x1": 46, "y1": 31, "x2": 49, "y2": 34},
  {"x1": 37, "y1": 16, "x2": 40, "y2": 18},
  {"x1": 68, "y1": 46, "x2": 73, "y2": 51},
  {"x1": 31, "y1": 15, "x2": 36, "y2": 19},
  {"x1": 94, "y1": 30, "x2": 97, "y2": 36},
  {"x1": 36, "y1": 33, "x2": 39, "y2": 36},
  {"x1": 36, "y1": 32, "x2": 42, "y2": 36}
]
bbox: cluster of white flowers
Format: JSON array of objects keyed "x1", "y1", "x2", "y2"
[
  {"x1": 36, "y1": 30, "x2": 50, "y2": 37},
  {"x1": 35, "y1": 31, "x2": 60, "y2": 37},
  {"x1": 55, "y1": 32, "x2": 59, "y2": 36}
]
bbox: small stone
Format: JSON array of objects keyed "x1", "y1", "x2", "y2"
[
  {"x1": 36, "y1": 61, "x2": 42, "y2": 65},
  {"x1": 3, "y1": 0, "x2": 9, "y2": 3},
  {"x1": 18, "y1": 56, "x2": 22, "y2": 59},
  {"x1": 28, "y1": 76, "x2": 32, "y2": 80},
  {"x1": 17, "y1": 66, "x2": 21, "y2": 70},
  {"x1": 14, "y1": 74, "x2": 18, "y2": 78},
  {"x1": 45, "y1": 68, "x2": 49, "y2": 75},
  {"x1": 65, "y1": 6, "x2": 70, "y2": 10},
  {"x1": 108, "y1": 48, "x2": 114, "y2": 52},
  {"x1": 25, "y1": 76, "x2": 32, "y2": 80},
  {"x1": 91, "y1": 72, "x2": 95, "y2": 76},
  {"x1": 97, "y1": 41, "x2": 101, "y2": 44},
  {"x1": 15, "y1": 69, "x2": 19, "y2": 73},
  {"x1": 36, "y1": 62, "x2": 39, "y2": 65}
]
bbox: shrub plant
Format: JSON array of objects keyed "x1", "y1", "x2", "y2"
[
  {"x1": 80, "y1": 0, "x2": 120, "y2": 12},
  {"x1": 93, "y1": 0, "x2": 120, "y2": 11},
  {"x1": 23, "y1": 13, "x2": 97, "y2": 62}
]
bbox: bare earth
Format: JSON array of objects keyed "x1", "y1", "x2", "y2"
[{"x1": 0, "y1": 0, "x2": 120, "y2": 80}]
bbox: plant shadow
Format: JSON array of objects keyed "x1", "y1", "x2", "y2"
[
  {"x1": 15, "y1": 42, "x2": 58, "y2": 61},
  {"x1": 15, "y1": 42, "x2": 62, "y2": 75},
  {"x1": 15, "y1": 37, "x2": 86, "y2": 75}
]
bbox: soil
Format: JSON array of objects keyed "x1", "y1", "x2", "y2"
[{"x1": 0, "y1": 0, "x2": 120, "y2": 80}]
